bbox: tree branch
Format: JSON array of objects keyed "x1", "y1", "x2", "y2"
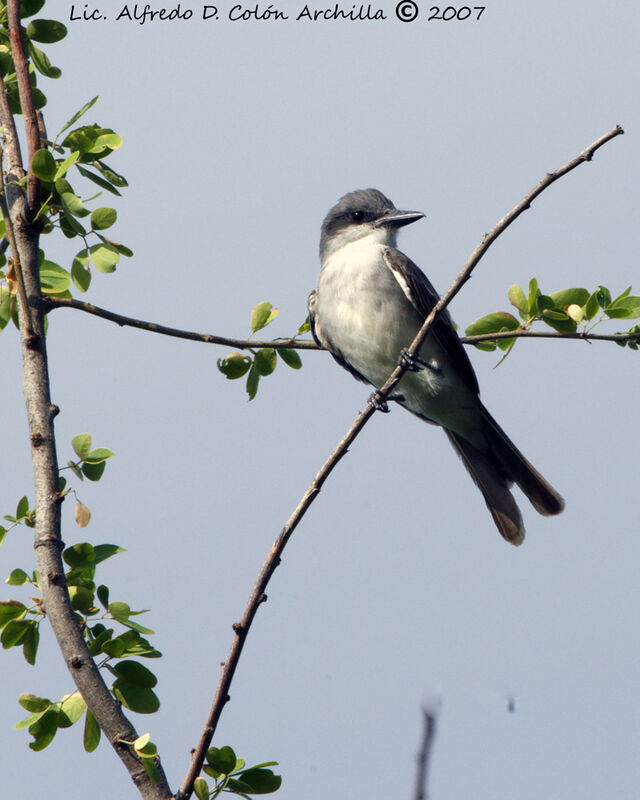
[
  {"x1": 45, "y1": 296, "x2": 321, "y2": 350},
  {"x1": 6, "y1": 0, "x2": 41, "y2": 211},
  {"x1": 414, "y1": 707, "x2": 438, "y2": 800},
  {"x1": 3, "y1": 2, "x2": 171, "y2": 795},
  {"x1": 176, "y1": 126, "x2": 623, "y2": 800},
  {"x1": 46, "y1": 295, "x2": 639, "y2": 352}
]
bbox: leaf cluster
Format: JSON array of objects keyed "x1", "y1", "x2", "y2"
[
  {"x1": 466, "y1": 279, "x2": 640, "y2": 352},
  {"x1": 217, "y1": 302, "x2": 306, "y2": 399},
  {"x1": 195, "y1": 745, "x2": 282, "y2": 799},
  {"x1": 0, "y1": 0, "x2": 67, "y2": 111}
]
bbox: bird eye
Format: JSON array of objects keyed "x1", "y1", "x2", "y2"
[{"x1": 351, "y1": 210, "x2": 364, "y2": 222}]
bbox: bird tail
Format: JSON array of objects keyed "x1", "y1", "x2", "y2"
[{"x1": 445, "y1": 406, "x2": 564, "y2": 546}]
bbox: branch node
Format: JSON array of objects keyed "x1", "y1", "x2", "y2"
[
  {"x1": 47, "y1": 570, "x2": 66, "y2": 586},
  {"x1": 49, "y1": 404, "x2": 60, "y2": 419},
  {"x1": 25, "y1": 333, "x2": 40, "y2": 351},
  {"x1": 232, "y1": 622, "x2": 243, "y2": 635},
  {"x1": 34, "y1": 536, "x2": 64, "y2": 550},
  {"x1": 31, "y1": 432, "x2": 44, "y2": 448},
  {"x1": 68, "y1": 654, "x2": 84, "y2": 669},
  {"x1": 260, "y1": 592, "x2": 268, "y2": 605}
]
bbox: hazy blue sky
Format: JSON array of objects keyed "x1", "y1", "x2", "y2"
[{"x1": 2, "y1": 1, "x2": 638, "y2": 798}]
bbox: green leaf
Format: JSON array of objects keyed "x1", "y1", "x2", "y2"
[
  {"x1": 20, "y1": 0, "x2": 46, "y2": 19},
  {"x1": 549, "y1": 288, "x2": 590, "y2": 309},
  {"x1": 91, "y1": 207, "x2": 117, "y2": 230},
  {"x1": 84, "y1": 447, "x2": 115, "y2": 464},
  {"x1": 238, "y1": 768, "x2": 282, "y2": 794},
  {"x1": 507, "y1": 284, "x2": 528, "y2": 316},
  {"x1": 27, "y1": 41, "x2": 61, "y2": 79},
  {"x1": 83, "y1": 708, "x2": 101, "y2": 752},
  {"x1": 113, "y1": 660, "x2": 158, "y2": 688},
  {"x1": 141, "y1": 755, "x2": 164, "y2": 784},
  {"x1": 218, "y1": 353, "x2": 252, "y2": 380},
  {"x1": 61, "y1": 191, "x2": 88, "y2": 217},
  {"x1": 0, "y1": 285, "x2": 12, "y2": 331},
  {"x1": 0, "y1": 600, "x2": 26, "y2": 627},
  {"x1": 28, "y1": 708, "x2": 59, "y2": 750},
  {"x1": 22, "y1": 622, "x2": 39, "y2": 664},
  {"x1": 76, "y1": 164, "x2": 122, "y2": 196},
  {"x1": 527, "y1": 278, "x2": 540, "y2": 315},
  {"x1": 69, "y1": 585, "x2": 96, "y2": 613},
  {"x1": 112, "y1": 679, "x2": 160, "y2": 714},
  {"x1": 2, "y1": 619, "x2": 31, "y2": 648},
  {"x1": 93, "y1": 132, "x2": 122, "y2": 151},
  {"x1": 119, "y1": 617, "x2": 155, "y2": 635},
  {"x1": 71, "y1": 253, "x2": 91, "y2": 292},
  {"x1": 19, "y1": 693, "x2": 51, "y2": 713},
  {"x1": 465, "y1": 312, "x2": 520, "y2": 337},
  {"x1": 254, "y1": 348, "x2": 277, "y2": 376},
  {"x1": 53, "y1": 150, "x2": 80, "y2": 181},
  {"x1": 94, "y1": 159, "x2": 128, "y2": 187},
  {"x1": 26, "y1": 18, "x2": 68, "y2": 43},
  {"x1": 57, "y1": 96, "x2": 99, "y2": 138},
  {"x1": 541, "y1": 310, "x2": 577, "y2": 333},
  {"x1": 58, "y1": 692, "x2": 86, "y2": 726},
  {"x1": 40, "y1": 260, "x2": 71, "y2": 293},
  {"x1": 109, "y1": 601, "x2": 131, "y2": 622},
  {"x1": 206, "y1": 746, "x2": 237, "y2": 776},
  {"x1": 6, "y1": 568, "x2": 29, "y2": 585},
  {"x1": 93, "y1": 544, "x2": 125, "y2": 564},
  {"x1": 582, "y1": 291, "x2": 600, "y2": 321},
  {"x1": 596, "y1": 285, "x2": 611, "y2": 309},
  {"x1": 63, "y1": 542, "x2": 95, "y2": 568},
  {"x1": 89, "y1": 243, "x2": 120, "y2": 273},
  {"x1": 250, "y1": 302, "x2": 275, "y2": 332},
  {"x1": 82, "y1": 461, "x2": 106, "y2": 481},
  {"x1": 605, "y1": 296, "x2": 640, "y2": 320},
  {"x1": 31, "y1": 148, "x2": 57, "y2": 181},
  {"x1": 277, "y1": 348, "x2": 302, "y2": 369},
  {"x1": 97, "y1": 584, "x2": 109, "y2": 608},
  {"x1": 298, "y1": 317, "x2": 311, "y2": 334},
  {"x1": 60, "y1": 210, "x2": 86, "y2": 237},
  {"x1": 72, "y1": 433, "x2": 92, "y2": 459},
  {"x1": 246, "y1": 365, "x2": 260, "y2": 400},
  {"x1": 193, "y1": 777, "x2": 210, "y2": 800},
  {"x1": 17, "y1": 495, "x2": 30, "y2": 518}
]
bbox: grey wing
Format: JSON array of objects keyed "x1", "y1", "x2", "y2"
[
  {"x1": 382, "y1": 247, "x2": 479, "y2": 395},
  {"x1": 307, "y1": 289, "x2": 370, "y2": 384}
]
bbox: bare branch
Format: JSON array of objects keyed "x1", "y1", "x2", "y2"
[
  {"x1": 414, "y1": 707, "x2": 438, "y2": 800},
  {"x1": 177, "y1": 127, "x2": 623, "y2": 800},
  {"x1": 462, "y1": 328, "x2": 640, "y2": 345},
  {"x1": 45, "y1": 296, "x2": 321, "y2": 350}
]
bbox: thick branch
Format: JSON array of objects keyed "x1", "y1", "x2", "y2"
[
  {"x1": 176, "y1": 126, "x2": 623, "y2": 800},
  {"x1": 3, "y1": 3, "x2": 171, "y2": 795}
]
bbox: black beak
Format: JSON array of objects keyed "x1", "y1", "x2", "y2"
[{"x1": 375, "y1": 209, "x2": 425, "y2": 229}]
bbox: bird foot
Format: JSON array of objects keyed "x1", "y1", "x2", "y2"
[
  {"x1": 368, "y1": 392, "x2": 390, "y2": 413},
  {"x1": 398, "y1": 348, "x2": 441, "y2": 375}
]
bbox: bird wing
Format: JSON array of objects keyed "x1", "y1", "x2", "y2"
[{"x1": 382, "y1": 247, "x2": 479, "y2": 395}]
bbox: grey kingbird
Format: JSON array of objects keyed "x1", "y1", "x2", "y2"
[{"x1": 308, "y1": 188, "x2": 564, "y2": 545}]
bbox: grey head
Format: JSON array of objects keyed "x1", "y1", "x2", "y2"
[{"x1": 320, "y1": 188, "x2": 424, "y2": 262}]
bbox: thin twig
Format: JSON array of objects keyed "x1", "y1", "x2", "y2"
[
  {"x1": 414, "y1": 707, "x2": 438, "y2": 800},
  {"x1": 45, "y1": 296, "x2": 320, "y2": 350},
  {"x1": 176, "y1": 126, "x2": 623, "y2": 800},
  {"x1": 46, "y1": 295, "x2": 640, "y2": 351},
  {"x1": 7, "y1": 0, "x2": 41, "y2": 211}
]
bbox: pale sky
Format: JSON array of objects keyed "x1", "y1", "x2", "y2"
[{"x1": 2, "y1": 1, "x2": 639, "y2": 798}]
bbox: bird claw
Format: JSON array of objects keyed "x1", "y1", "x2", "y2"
[
  {"x1": 368, "y1": 393, "x2": 390, "y2": 413},
  {"x1": 398, "y1": 348, "x2": 441, "y2": 375}
]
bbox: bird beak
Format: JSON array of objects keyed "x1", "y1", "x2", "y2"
[{"x1": 375, "y1": 209, "x2": 425, "y2": 229}]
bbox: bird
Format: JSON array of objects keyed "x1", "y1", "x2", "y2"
[{"x1": 308, "y1": 188, "x2": 564, "y2": 544}]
